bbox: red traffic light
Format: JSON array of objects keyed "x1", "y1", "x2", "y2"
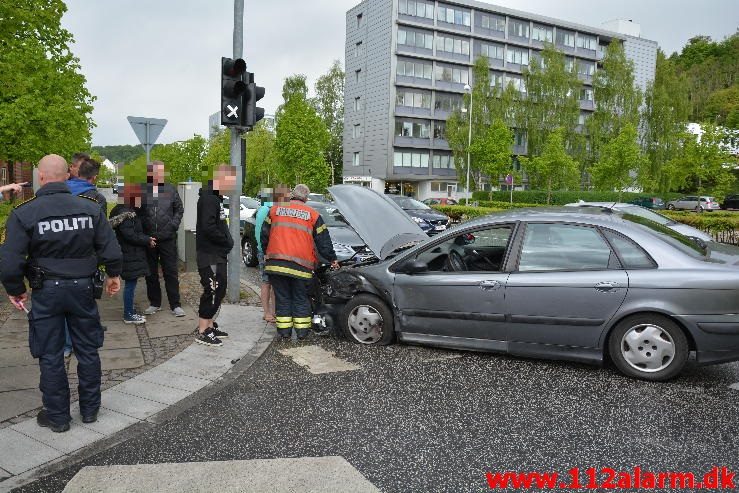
[{"x1": 222, "y1": 58, "x2": 246, "y2": 77}]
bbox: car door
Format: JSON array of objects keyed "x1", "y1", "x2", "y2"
[
  {"x1": 393, "y1": 224, "x2": 515, "y2": 346},
  {"x1": 681, "y1": 196, "x2": 698, "y2": 210},
  {"x1": 505, "y1": 222, "x2": 628, "y2": 349}
]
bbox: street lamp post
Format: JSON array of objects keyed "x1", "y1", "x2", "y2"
[{"x1": 464, "y1": 84, "x2": 472, "y2": 203}]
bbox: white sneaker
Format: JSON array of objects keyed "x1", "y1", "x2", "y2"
[
  {"x1": 143, "y1": 306, "x2": 161, "y2": 315},
  {"x1": 172, "y1": 307, "x2": 186, "y2": 317}
]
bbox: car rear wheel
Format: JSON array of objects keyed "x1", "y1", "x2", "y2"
[
  {"x1": 666, "y1": 204, "x2": 675, "y2": 210},
  {"x1": 694, "y1": 205, "x2": 704, "y2": 213},
  {"x1": 242, "y1": 239, "x2": 258, "y2": 267},
  {"x1": 608, "y1": 314, "x2": 688, "y2": 381},
  {"x1": 342, "y1": 294, "x2": 395, "y2": 346}
]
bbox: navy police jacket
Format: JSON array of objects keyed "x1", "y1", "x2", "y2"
[{"x1": 0, "y1": 182, "x2": 123, "y2": 296}]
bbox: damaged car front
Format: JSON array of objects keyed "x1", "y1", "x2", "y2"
[{"x1": 310, "y1": 185, "x2": 429, "y2": 339}]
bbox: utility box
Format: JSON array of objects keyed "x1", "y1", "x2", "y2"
[{"x1": 177, "y1": 181, "x2": 201, "y2": 271}]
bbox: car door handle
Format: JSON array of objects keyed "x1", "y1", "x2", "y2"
[
  {"x1": 479, "y1": 280, "x2": 502, "y2": 291},
  {"x1": 594, "y1": 282, "x2": 618, "y2": 292}
]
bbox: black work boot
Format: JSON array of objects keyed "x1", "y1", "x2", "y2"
[{"x1": 37, "y1": 409, "x2": 70, "y2": 433}]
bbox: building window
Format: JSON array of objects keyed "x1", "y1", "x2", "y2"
[
  {"x1": 506, "y1": 47, "x2": 529, "y2": 66},
  {"x1": 396, "y1": 59, "x2": 433, "y2": 80},
  {"x1": 354, "y1": 96, "x2": 362, "y2": 111},
  {"x1": 355, "y1": 41, "x2": 364, "y2": 58},
  {"x1": 557, "y1": 29, "x2": 575, "y2": 48},
  {"x1": 577, "y1": 60, "x2": 595, "y2": 76},
  {"x1": 398, "y1": 0, "x2": 434, "y2": 20},
  {"x1": 394, "y1": 150, "x2": 430, "y2": 168},
  {"x1": 432, "y1": 155, "x2": 455, "y2": 170},
  {"x1": 436, "y1": 34, "x2": 470, "y2": 56},
  {"x1": 433, "y1": 121, "x2": 446, "y2": 139},
  {"x1": 490, "y1": 72, "x2": 504, "y2": 88},
  {"x1": 480, "y1": 14, "x2": 505, "y2": 32},
  {"x1": 437, "y1": 5, "x2": 471, "y2": 27},
  {"x1": 355, "y1": 69, "x2": 362, "y2": 83},
  {"x1": 578, "y1": 113, "x2": 589, "y2": 125},
  {"x1": 357, "y1": 13, "x2": 363, "y2": 28},
  {"x1": 396, "y1": 90, "x2": 431, "y2": 109},
  {"x1": 481, "y1": 42, "x2": 504, "y2": 60},
  {"x1": 581, "y1": 88, "x2": 594, "y2": 102},
  {"x1": 353, "y1": 124, "x2": 362, "y2": 138},
  {"x1": 565, "y1": 57, "x2": 575, "y2": 73},
  {"x1": 353, "y1": 152, "x2": 360, "y2": 166},
  {"x1": 395, "y1": 119, "x2": 431, "y2": 139},
  {"x1": 398, "y1": 28, "x2": 433, "y2": 50},
  {"x1": 435, "y1": 64, "x2": 469, "y2": 85},
  {"x1": 507, "y1": 75, "x2": 526, "y2": 94},
  {"x1": 577, "y1": 34, "x2": 597, "y2": 51},
  {"x1": 508, "y1": 19, "x2": 529, "y2": 38},
  {"x1": 434, "y1": 92, "x2": 463, "y2": 111},
  {"x1": 513, "y1": 129, "x2": 527, "y2": 146},
  {"x1": 532, "y1": 24, "x2": 553, "y2": 43}
]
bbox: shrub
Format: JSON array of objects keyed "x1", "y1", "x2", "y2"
[
  {"x1": 431, "y1": 205, "x2": 503, "y2": 222},
  {"x1": 470, "y1": 190, "x2": 685, "y2": 205}
]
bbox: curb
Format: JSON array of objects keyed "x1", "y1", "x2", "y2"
[{"x1": 0, "y1": 305, "x2": 275, "y2": 493}]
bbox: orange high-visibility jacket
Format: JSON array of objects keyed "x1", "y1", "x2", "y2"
[{"x1": 265, "y1": 200, "x2": 322, "y2": 271}]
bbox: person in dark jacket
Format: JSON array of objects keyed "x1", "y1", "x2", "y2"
[
  {"x1": 109, "y1": 184, "x2": 155, "y2": 324},
  {"x1": 139, "y1": 161, "x2": 185, "y2": 317},
  {"x1": 194, "y1": 164, "x2": 236, "y2": 346}
]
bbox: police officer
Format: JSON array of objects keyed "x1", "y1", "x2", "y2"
[
  {"x1": 0, "y1": 154, "x2": 122, "y2": 433},
  {"x1": 261, "y1": 183, "x2": 338, "y2": 340}
]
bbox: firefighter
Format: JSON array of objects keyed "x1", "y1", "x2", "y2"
[{"x1": 261, "y1": 184, "x2": 338, "y2": 340}]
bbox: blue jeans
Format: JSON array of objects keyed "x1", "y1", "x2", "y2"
[{"x1": 124, "y1": 279, "x2": 138, "y2": 318}]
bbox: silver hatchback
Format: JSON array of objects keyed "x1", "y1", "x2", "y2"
[
  {"x1": 666, "y1": 196, "x2": 721, "y2": 212},
  {"x1": 313, "y1": 185, "x2": 739, "y2": 382}
]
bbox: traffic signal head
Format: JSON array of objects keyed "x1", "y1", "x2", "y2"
[
  {"x1": 221, "y1": 57, "x2": 247, "y2": 126},
  {"x1": 245, "y1": 71, "x2": 265, "y2": 129}
]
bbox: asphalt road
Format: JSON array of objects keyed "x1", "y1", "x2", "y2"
[{"x1": 15, "y1": 326, "x2": 739, "y2": 492}]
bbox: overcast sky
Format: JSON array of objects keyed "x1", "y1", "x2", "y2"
[{"x1": 61, "y1": 0, "x2": 738, "y2": 147}]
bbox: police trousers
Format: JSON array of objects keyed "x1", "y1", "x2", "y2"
[
  {"x1": 29, "y1": 278, "x2": 104, "y2": 425},
  {"x1": 268, "y1": 274, "x2": 313, "y2": 338}
]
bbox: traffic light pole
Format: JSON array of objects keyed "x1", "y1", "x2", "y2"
[{"x1": 227, "y1": 0, "x2": 244, "y2": 303}]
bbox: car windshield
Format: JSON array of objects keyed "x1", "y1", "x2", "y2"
[
  {"x1": 312, "y1": 204, "x2": 349, "y2": 227},
  {"x1": 616, "y1": 205, "x2": 673, "y2": 225},
  {"x1": 390, "y1": 196, "x2": 430, "y2": 210},
  {"x1": 622, "y1": 213, "x2": 705, "y2": 258},
  {"x1": 240, "y1": 197, "x2": 259, "y2": 209}
]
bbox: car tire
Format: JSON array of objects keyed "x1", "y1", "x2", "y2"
[
  {"x1": 608, "y1": 314, "x2": 689, "y2": 381},
  {"x1": 341, "y1": 294, "x2": 395, "y2": 346},
  {"x1": 242, "y1": 239, "x2": 258, "y2": 267},
  {"x1": 694, "y1": 206, "x2": 703, "y2": 213},
  {"x1": 666, "y1": 204, "x2": 675, "y2": 210}
]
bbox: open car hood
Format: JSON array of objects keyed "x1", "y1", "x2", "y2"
[{"x1": 328, "y1": 185, "x2": 428, "y2": 260}]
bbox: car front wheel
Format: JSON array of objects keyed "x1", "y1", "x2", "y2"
[
  {"x1": 666, "y1": 204, "x2": 675, "y2": 210},
  {"x1": 608, "y1": 314, "x2": 689, "y2": 381},
  {"x1": 242, "y1": 239, "x2": 258, "y2": 267},
  {"x1": 341, "y1": 294, "x2": 395, "y2": 346}
]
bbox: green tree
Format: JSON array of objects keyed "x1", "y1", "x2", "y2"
[
  {"x1": 586, "y1": 42, "x2": 642, "y2": 170},
  {"x1": 244, "y1": 121, "x2": 276, "y2": 195},
  {"x1": 519, "y1": 128, "x2": 579, "y2": 204},
  {"x1": 275, "y1": 77, "x2": 330, "y2": 191},
  {"x1": 704, "y1": 85, "x2": 739, "y2": 127},
  {"x1": 0, "y1": 0, "x2": 95, "y2": 164},
  {"x1": 473, "y1": 119, "x2": 513, "y2": 200},
  {"x1": 202, "y1": 130, "x2": 231, "y2": 183},
  {"x1": 640, "y1": 51, "x2": 691, "y2": 192},
  {"x1": 124, "y1": 135, "x2": 207, "y2": 185},
  {"x1": 91, "y1": 144, "x2": 145, "y2": 164},
  {"x1": 590, "y1": 123, "x2": 643, "y2": 199},
  {"x1": 521, "y1": 44, "x2": 582, "y2": 159},
  {"x1": 313, "y1": 60, "x2": 344, "y2": 185},
  {"x1": 669, "y1": 125, "x2": 735, "y2": 198}
]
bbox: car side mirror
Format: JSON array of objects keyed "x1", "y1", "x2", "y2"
[{"x1": 398, "y1": 259, "x2": 428, "y2": 274}]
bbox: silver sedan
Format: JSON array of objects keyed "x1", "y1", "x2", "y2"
[{"x1": 313, "y1": 185, "x2": 739, "y2": 382}]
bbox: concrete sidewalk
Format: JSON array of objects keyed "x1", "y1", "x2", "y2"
[{"x1": 0, "y1": 299, "x2": 274, "y2": 490}]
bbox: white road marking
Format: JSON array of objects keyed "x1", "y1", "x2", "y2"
[{"x1": 278, "y1": 345, "x2": 360, "y2": 374}]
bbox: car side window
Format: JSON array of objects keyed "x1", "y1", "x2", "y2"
[
  {"x1": 602, "y1": 230, "x2": 656, "y2": 269},
  {"x1": 518, "y1": 223, "x2": 617, "y2": 272},
  {"x1": 415, "y1": 226, "x2": 513, "y2": 272}
]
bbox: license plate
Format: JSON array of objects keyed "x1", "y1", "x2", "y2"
[{"x1": 435, "y1": 224, "x2": 446, "y2": 231}]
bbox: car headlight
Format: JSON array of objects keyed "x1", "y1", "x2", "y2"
[{"x1": 412, "y1": 216, "x2": 427, "y2": 225}]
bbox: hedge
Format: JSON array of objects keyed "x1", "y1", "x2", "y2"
[
  {"x1": 432, "y1": 205, "x2": 503, "y2": 222},
  {"x1": 460, "y1": 199, "x2": 544, "y2": 209},
  {"x1": 470, "y1": 190, "x2": 686, "y2": 206}
]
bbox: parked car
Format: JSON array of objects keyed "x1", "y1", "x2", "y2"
[
  {"x1": 222, "y1": 196, "x2": 260, "y2": 221},
  {"x1": 628, "y1": 196, "x2": 665, "y2": 209},
  {"x1": 240, "y1": 200, "x2": 372, "y2": 267},
  {"x1": 308, "y1": 193, "x2": 330, "y2": 203},
  {"x1": 423, "y1": 198, "x2": 458, "y2": 206},
  {"x1": 386, "y1": 195, "x2": 450, "y2": 235},
  {"x1": 310, "y1": 185, "x2": 739, "y2": 382},
  {"x1": 666, "y1": 196, "x2": 721, "y2": 212},
  {"x1": 111, "y1": 181, "x2": 124, "y2": 195},
  {"x1": 721, "y1": 194, "x2": 739, "y2": 210},
  {"x1": 565, "y1": 202, "x2": 713, "y2": 244}
]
